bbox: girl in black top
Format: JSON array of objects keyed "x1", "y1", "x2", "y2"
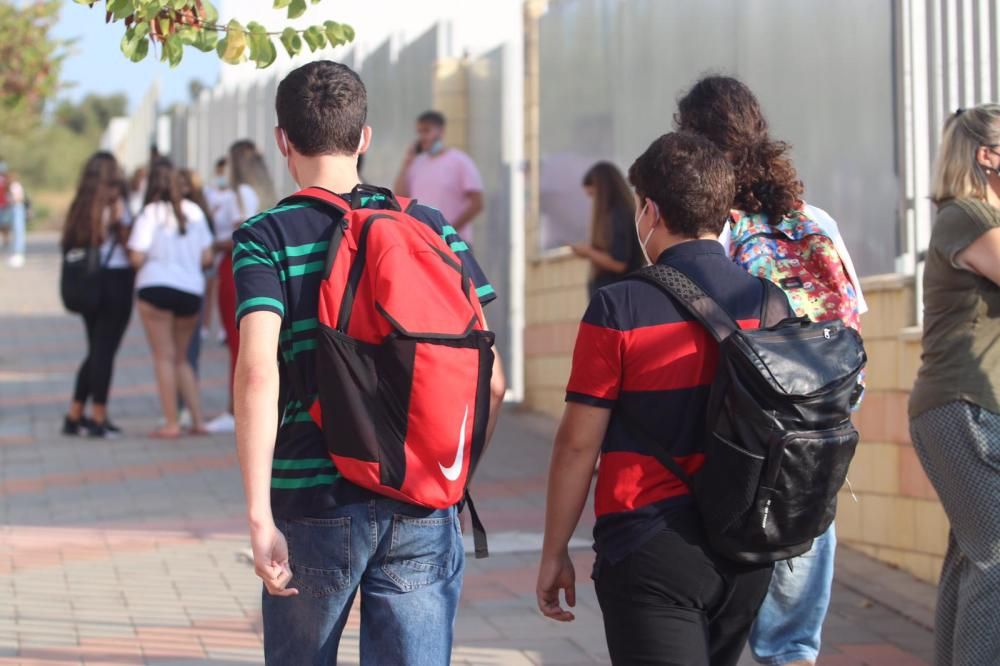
[
  {"x1": 61, "y1": 152, "x2": 134, "y2": 438},
  {"x1": 572, "y1": 162, "x2": 643, "y2": 297}
]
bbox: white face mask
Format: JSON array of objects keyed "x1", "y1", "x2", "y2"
[{"x1": 634, "y1": 200, "x2": 656, "y2": 266}]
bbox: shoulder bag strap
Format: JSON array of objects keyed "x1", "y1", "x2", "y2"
[{"x1": 633, "y1": 264, "x2": 741, "y2": 342}]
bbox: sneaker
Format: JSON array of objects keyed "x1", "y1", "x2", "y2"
[
  {"x1": 85, "y1": 421, "x2": 121, "y2": 439},
  {"x1": 205, "y1": 412, "x2": 236, "y2": 433},
  {"x1": 178, "y1": 408, "x2": 193, "y2": 429},
  {"x1": 62, "y1": 416, "x2": 84, "y2": 436},
  {"x1": 7, "y1": 254, "x2": 24, "y2": 268}
]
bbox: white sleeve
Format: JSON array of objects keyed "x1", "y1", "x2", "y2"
[
  {"x1": 127, "y1": 204, "x2": 156, "y2": 252},
  {"x1": 186, "y1": 201, "x2": 214, "y2": 250},
  {"x1": 717, "y1": 220, "x2": 733, "y2": 255},
  {"x1": 217, "y1": 193, "x2": 240, "y2": 241},
  {"x1": 803, "y1": 204, "x2": 868, "y2": 315},
  {"x1": 238, "y1": 184, "x2": 260, "y2": 218}
]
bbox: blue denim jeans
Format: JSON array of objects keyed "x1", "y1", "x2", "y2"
[
  {"x1": 749, "y1": 523, "x2": 836, "y2": 665},
  {"x1": 10, "y1": 203, "x2": 25, "y2": 256},
  {"x1": 262, "y1": 498, "x2": 464, "y2": 665}
]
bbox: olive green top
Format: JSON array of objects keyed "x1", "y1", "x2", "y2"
[{"x1": 910, "y1": 197, "x2": 1000, "y2": 418}]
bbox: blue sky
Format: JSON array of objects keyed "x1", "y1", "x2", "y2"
[{"x1": 52, "y1": 2, "x2": 220, "y2": 111}]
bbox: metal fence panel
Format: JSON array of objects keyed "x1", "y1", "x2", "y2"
[
  {"x1": 539, "y1": 0, "x2": 898, "y2": 276},
  {"x1": 468, "y1": 44, "x2": 514, "y2": 381}
]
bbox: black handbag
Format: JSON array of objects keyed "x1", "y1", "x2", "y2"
[{"x1": 60, "y1": 237, "x2": 118, "y2": 315}]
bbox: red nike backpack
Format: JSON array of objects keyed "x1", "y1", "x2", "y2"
[{"x1": 283, "y1": 185, "x2": 495, "y2": 554}]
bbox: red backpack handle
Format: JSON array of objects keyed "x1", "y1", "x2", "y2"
[{"x1": 285, "y1": 185, "x2": 415, "y2": 214}]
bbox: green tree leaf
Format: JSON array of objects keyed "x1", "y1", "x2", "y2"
[
  {"x1": 279, "y1": 26, "x2": 301, "y2": 57},
  {"x1": 302, "y1": 25, "x2": 325, "y2": 52},
  {"x1": 273, "y1": 0, "x2": 291, "y2": 8},
  {"x1": 323, "y1": 20, "x2": 347, "y2": 46},
  {"x1": 162, "y1": 33, "x2": 184, "y2": 67},
  {"x1": 218, "y1": 18, "x2": 246, "y2": 64},
  {"x1": 246, "y1": 21, "x2": 276, "y2": 69},
  {"x1": 198, "y1": 0, "x2": 219, "y2": 24},
  {"x1": 287, "y1": 0, "x2": 307, "y2": 20}
]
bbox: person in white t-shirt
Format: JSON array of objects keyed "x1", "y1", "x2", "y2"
[
  {"x1": 205, "y1": 140, "x2": 274, "y2": 434},
  {"x1": 128, "y1": 159, "x2": 214, "y2": 439}
]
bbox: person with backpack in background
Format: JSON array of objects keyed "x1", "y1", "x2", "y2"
[
  {"x1": 537, "y1": 132, "x2": 794, "y2": 665},
  {"x1": 233, "y1": 60, "x2": 505, "y2": 665},
  {"x1": 7, "y1": 170, "x2": 27, "y2": 268},
  {"x1": 676, "y1": 75, "x2": 868, "y2": 666},
  {"x1": 60, "y1": 152, "x2": 134, "y2": 438},
  {"x1": 205, "y1": 140, "x2": 276, "y2": 434},
  {"x1": 393, "y1": 110, "x2": 484, "y2": 243},
  {"x1": 0, "y1": 162, "x2": 11, "y2": 252},
  {"x1": 571, "y1": 162, "x2": 644, "y2": 298},
  {"x1": 910, "y1": 105, "x2": 1000, "y2": 666}
]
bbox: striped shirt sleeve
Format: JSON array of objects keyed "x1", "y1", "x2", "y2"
[
  {"x1": 232, "y1": 226, "x2": 285, "y2": 326},
  {"x1": 566, "y1": 290, "x2": 624, "y2": 408},
  {"x1": 412, "y1": 205, "x2": 496, "y2": 306}
]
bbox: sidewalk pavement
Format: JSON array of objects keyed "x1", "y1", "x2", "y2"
[{"x1": 0, "y1": 233, "x2": 936, "y2": 665}]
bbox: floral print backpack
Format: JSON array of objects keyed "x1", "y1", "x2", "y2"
[{"x1": 728, "y1": 208, "x2": 861, "y2": 331}]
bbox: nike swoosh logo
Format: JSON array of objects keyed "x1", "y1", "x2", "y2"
[{"x1": 439, "y1": 405, "x2": 469, "y2": 482}]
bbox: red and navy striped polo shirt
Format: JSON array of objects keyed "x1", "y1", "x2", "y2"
[{"x1": 566, "y1": 239, "x2": 788, "y2": 562}]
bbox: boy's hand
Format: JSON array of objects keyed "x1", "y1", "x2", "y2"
[
  {"x1": 536, "y1": 550, "x2": 576, "y2": 622},
  {"x1": 250, "y1": 521, "x2": 298, "y2": 597}
]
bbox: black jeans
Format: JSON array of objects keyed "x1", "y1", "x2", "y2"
[
  {"x1": 594, "y1": 518, "x2": 773, "y2": 666},
  {"x1": 73, "y1": 268, "x2": 134, "y2": 406}
]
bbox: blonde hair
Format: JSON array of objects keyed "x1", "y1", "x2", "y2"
[
  {"x1": 931, "y1": 104, "x2": 1000, "y2": 204},
  {"x1": 229, "y1": 139, "x2": 276, "y2": 215}
]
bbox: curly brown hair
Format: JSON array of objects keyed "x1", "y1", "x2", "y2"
[{"x1": 675, "y1": 76, "x2": 803, "y2": 221}]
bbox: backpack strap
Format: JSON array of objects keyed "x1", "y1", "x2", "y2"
[
  {"x1": 634, "y1": 264, "x2": 740, "y2": 343},
  {"x1": 284, "y1": 186, "x2": 350, "y2": 212}
]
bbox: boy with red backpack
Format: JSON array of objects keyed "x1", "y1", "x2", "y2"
[{"x1": 233, "y1": 60, "x2": 505, "y2": 664}]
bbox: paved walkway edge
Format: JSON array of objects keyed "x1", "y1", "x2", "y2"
[{"x1": 835, "y1": 545, "x2": 937, "y2": 631}]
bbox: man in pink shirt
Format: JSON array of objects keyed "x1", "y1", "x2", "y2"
[{"x1": 394, "y1": 111, "x2": 484, "y2": 243}]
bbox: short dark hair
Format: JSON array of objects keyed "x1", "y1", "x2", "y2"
[
  {"x1": 214, "y1": 157, "x2": 227, "y2": 170},
  {"x1": 628, "y1": 132, "x2": 735, "y2": 238},
  {"x1": 275, "y1": 60, "x2": 367, "y2": 156},
  {"x1": 417, "y1": 110, "x2": 446, "y2": 127}
]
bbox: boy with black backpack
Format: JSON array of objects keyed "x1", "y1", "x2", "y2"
[
  {"x1": 233, "y1": 60, "x2": 505, "y2": 665},
  {"x1": 537, "y1": 132, "x2": 864, "y2": 666}
]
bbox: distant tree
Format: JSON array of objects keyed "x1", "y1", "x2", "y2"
[
  {"x1": 0, "y1": 1, "x2": 65, "y2": 133},
  {"x1": 77, "y1": 0, "x2": 355, "y2": 69},
  {"x1": 54, "y1": 93, "x2": 129, "y2": 135},
  {"x1": 188, "y1": 78, "x2": 206, "y2": 102}
]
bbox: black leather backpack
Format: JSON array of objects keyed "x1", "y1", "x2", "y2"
[{"x1": 635, "y1": 264, "x2": 867, "y2": 563}]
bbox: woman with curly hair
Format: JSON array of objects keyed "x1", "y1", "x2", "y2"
[{"x1": 676, "y1": 76, "x2": 867, "y2": 666}]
